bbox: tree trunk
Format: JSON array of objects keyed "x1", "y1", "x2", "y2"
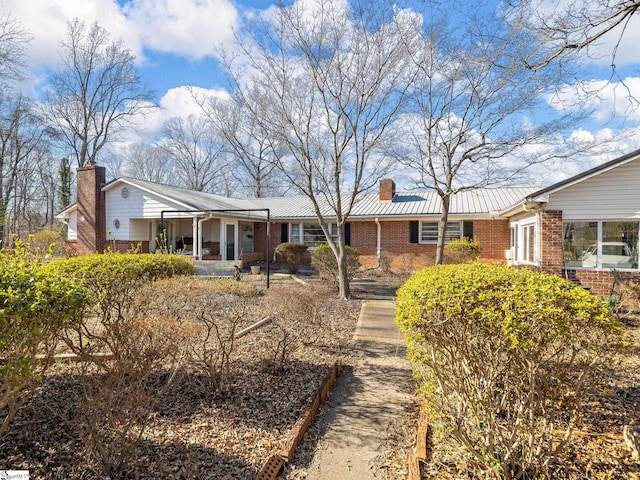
[
  {"x1": 337, "y1": 243, "x2": 350, "y2": 299},
  {"x1": 435, "y1": 194, "x2": 451, "y2": 265},
  {"x1": 334, "y1": 223, "x2": 350, "y2": 300}
]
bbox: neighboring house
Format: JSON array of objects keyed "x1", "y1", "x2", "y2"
[{"x1": 58, "y1": 149, "x2": 640, "y2": 295}]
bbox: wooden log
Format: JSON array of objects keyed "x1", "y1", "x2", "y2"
[
  {"x1": 416, "y1": 412, "x2": 430, "y2": 461},
  {"x1": 408, "y1": 452, "x2": 421, "y2": 480}
]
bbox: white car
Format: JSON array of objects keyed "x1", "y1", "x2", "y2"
[{"x1": 581, "y1": 242, "x2": 634, "y2": 268}]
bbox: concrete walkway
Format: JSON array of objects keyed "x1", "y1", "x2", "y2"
[{"x1": 305, "y1": 287, "x2": 415, "y2": 479}]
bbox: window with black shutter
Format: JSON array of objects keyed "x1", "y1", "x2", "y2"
[
  {"x1": 463, "y1": 221, "x2": 474, "y2": 240},
  {"x1": 409, "y1": 221, "x2": 419, "y2": 243}
]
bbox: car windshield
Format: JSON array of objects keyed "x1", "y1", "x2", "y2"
[{"x1": 602, "y1": 244, "x2": 629, "y2": 256}]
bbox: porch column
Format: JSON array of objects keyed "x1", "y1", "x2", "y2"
[{"x1": 192, "y1": 217, "x2": 198, "y2": 258}]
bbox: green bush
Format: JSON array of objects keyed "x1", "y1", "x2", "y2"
[
  {"x1": 0, "y1": 240, "x2": 90, "y2": 436},
  {"x1": 44, "y1": 253, "x2": 195, "y2": 322},
  {"x1": 311, "y1": 244, "x2": 360, "y2": 289},
  {"x1": 29, "y1": 228, "x2": 66, "y2": 257},
  {"x1": 274, "y1": 242, "x2": 309, "y2": 273},
  {"x1": 396, "y1": 263, "x2": 622, "y2": 478},
  {"x1": 443, "y1": 236, "x2": 482, "y2": 263}
]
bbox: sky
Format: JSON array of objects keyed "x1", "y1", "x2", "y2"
[{"x1": 3, "y1": 0, "x2": 640, "y2": 187}]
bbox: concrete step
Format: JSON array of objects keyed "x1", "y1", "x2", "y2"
[{"x1": 194, "y1": 260, "x2": 242, "y2": 277}]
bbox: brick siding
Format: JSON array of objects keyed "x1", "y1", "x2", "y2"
[
  {"x1": 473, "y1": 219, "x2": 510, "y2": 260},
  {"x1": 540, "y1": 210, "x2": 563, "y2": 274}
]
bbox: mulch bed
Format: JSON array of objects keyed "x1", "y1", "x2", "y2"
[{"x1": 0, "y1": 281, "x2": 362, "y2": 479}]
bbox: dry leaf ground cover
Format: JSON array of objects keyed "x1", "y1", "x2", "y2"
[
  {"x1": 0, "y1": 276, "x2": 361, "y2": 479},
  {"x1": 376, "y1": 304, "x2": 640, "y2": 480}
]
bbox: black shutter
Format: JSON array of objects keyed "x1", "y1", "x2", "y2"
[
  {"x1": 280, "y1": 223, "x2": 288, "y2": 243},
  {"x1": 345, "y1": 223, "x2": 351, "y2": 246},
  {"x1": 463, "y1": 221, "x2": 474, "y2": 240},
  {"x1": 409, "y1": 221, "x2": 419, "y2": 244}
]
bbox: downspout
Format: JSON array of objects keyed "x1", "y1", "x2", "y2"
[
  {"x1": 375, "y1": 217, "x2": 381, "y2": 267},
  {"x1": 197, "y1": 216, "x2": 209, "y2": 260},
  {"x1": 192, "y1": 217, "x2": 198, "y2": 258}
]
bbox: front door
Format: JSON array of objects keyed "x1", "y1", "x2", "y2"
[{"x1": 224, "y1": 222, "x2": 236, "y2": 260}]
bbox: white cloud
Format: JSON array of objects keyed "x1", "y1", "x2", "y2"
[
  {"x1": 1, "y1": 0, "x2": 141, "y2": 66},
  {"x1": 122, "y1": 0, "x2": 238, "y2": 60},
  {"x1": 131, "y1": 85, "x2": 229, "y2": 140},
  {"x1": 0, "y1": 0, "x2": 238, "y2": 70},
  {"x1": 547, "y1": 77, "x2": 640, "y2": 122}
]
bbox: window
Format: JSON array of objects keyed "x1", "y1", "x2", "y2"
[
  {"x1": 510, "y1": 219, "x2": 537, "y2": 265},
  {"x1": 564, "y1": 221, "x2": 638, "y2": 269},
  {"x1": 524, "y1": 224, "x2": 535, "y2": 263},
  {"x1": 419, "y1": 221, "x2": 461, "y2": 243},
  {"x1": 289, "y1": 222, "x2": 338, "y2": 246}
]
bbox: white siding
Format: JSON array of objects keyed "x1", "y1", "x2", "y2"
[
  {"x1": 547, "y1": 159, "x2": 640, "y2": 220},
  {"x1": 68, "y1": 212, "x2": 77, "y2": 240},
  {"x1": 130, "y1": 219, "x2": 151, "y2": 241},
  {"x1": 105, "y1": 185, "x2": 187, "y2": 241}
]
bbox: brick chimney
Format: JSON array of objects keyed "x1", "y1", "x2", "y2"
[
  {"x1": 379, "y1": 178, "x2": 396, "y2": 202},
  {"x1": 76, "y1": 161, "x2": 106, "y2": 254}
]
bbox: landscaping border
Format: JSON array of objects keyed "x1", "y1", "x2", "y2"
[{"x1": 255, "y1": 362, "x2": 342, "y2": 480}]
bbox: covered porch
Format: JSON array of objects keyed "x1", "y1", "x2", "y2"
[{"x1": 150, "y1": 209, "x2": 269, "y2": 263}]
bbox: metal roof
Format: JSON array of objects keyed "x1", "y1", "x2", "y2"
[
  {"x1": 60, "y1": 176, "x2": 537, "y2": 221},
  {"x1": 104, "y1": 177, "x2": 268, "y2": 218},
  {"x1": 252, "y1": 187, "x2": 537, "y2": 219}
]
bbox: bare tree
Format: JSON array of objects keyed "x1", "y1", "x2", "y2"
[
  {"x1": 43, "y1": 19, "x2": 153, "y2": 167},
  {"x1": 220, "y1": 0, "x2": 417, "y2": 298},
  {"x1": 395, "y1": 7, "x2": 587, "y2": 264},
  {"x1": 0, "y1": 95, "x2": 50, "y2": 245},
  {"x1": 159, "y1": 115, "x2": 229, "y2": 193},
  {"x1": 122, "y1": 143, "x2": 171, "y2": 184},
  {"x1": 0, "y1": 14, "x2": 29, "y2": 88},
  {"x1": 197, "y1": 93, "x2": 286, "y2": 197},
  {"x1": 506, "y1": 0, "x2": 640, "y2": 71}
]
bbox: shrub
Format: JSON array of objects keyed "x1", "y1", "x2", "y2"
[
  {"x1": 45, "y1": 253, "x2": 195, "y2": 323},
  {"x1": 274, "y1": 242, "x2": 309, "y2": 273},
  {"x1": 131, "y1": 277, "x2": 258, "y2": 394},
  {"x1": 311, "y1": 244, "x2": 360, "y2": 289},
  {"x1": 0, "y1": 240, "x2": 90, "y2": 436},
  {"x1": 29, "y1": 228, "x2": 66, "y2": 257},
  {"x1": 443, "y1": 236, "x2": 482, "y2": 263},
  {"x1": 396, "y1": 263, "x2": 622, "y2": 478},
  {"x1": 257, "y1": 285, "x2": 330, "y2": 373},
  {"x1": 75, "y1": 315, "x2": 190, "y2": 478},
  {"x1": 378, "y1": 250, "x2": 393, "y2": 273},
  {"x1": 400, "y1": 252, "x2": 415, "y2": 272}
]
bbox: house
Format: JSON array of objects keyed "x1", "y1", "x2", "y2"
[
  {"x1": 502, "y1": 148, "x2": 640, "y2": 295},
  {"x1": 58, "y1": 149, "x2": 640, "y2": 296}
]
